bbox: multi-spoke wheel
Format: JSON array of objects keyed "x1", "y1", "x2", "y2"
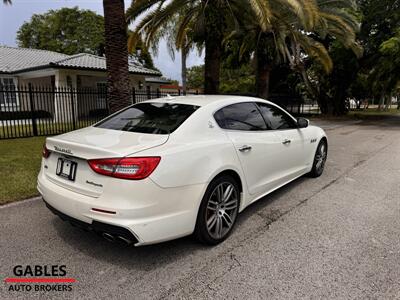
[
  {"x1": 309, "y1": 139, "x2": 328, "y2": 178},
  {"x1": 195, "y1": 175, "x2": 240, "y2": 245}
]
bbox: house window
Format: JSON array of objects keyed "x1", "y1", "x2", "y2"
[
  {"x1": 0, "y1": 78, "x2": 18, "y2": 107},
  {"x1": 66, "y1": 76, "x2": 73, "y2": 88}
]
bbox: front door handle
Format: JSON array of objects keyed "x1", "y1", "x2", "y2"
[
  {"x1": 238, "y1": 145, "x2": 252, "y2": 152},
  {"x1": 282, "y1": 139, "x2": 291, "y2": 145}
]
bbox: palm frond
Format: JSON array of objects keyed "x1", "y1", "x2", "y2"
[
  {"x1": 127, "y1": 31, "x2": 141, "y2": 53},
  {"x1": 248, "y1": 0, "x2": 273, "y2": 32},
  {"x1": 175, "y1": 7, "x2": 198, "y2": 49},
  {"x1": 317, "y1": 0, "x2": 356, "y2": 10},
  {"x1": 142, "y1": 0, "x2": 190, "y2": 46},
  {"x1": 126, "y1": 0, "x2": 164, "y2": 23},
  {"x1": 297, "y1": 34, "x2": 333, "y2": 73},
  {"x1": 299, "y1": 0, "x2": 320, "y2": 29}
]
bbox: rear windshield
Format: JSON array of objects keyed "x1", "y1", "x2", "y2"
[{"x1": 95, "y1": 102, "x2": 199, "y2": 134}]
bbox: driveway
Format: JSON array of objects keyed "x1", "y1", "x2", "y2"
[{"x1": 1, "y1": 117, "x2": 400, "y2": 299}]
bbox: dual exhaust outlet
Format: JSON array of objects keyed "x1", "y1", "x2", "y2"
[{"x1": 101, "y1": 232, "x2": 134, "y2": 245}]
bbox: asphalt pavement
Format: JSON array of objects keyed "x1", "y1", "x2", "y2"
[{"x1": 1, "y1": 117, "x2": 400, "y2": 299}]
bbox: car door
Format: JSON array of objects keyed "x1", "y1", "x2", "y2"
[
  {"x1": 214, "y1": 102, "x2": 284, "y2": 197},
  {"x1": 256, "y1": 102, "x2": 310, "y2": 179}
]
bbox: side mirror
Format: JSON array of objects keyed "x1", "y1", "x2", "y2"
[{"x1": 297, "y1": 117, "x2": 309, "y2": 128}]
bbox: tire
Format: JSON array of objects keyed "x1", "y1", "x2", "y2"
[
  {"x1": 194, "y1": 175, "x2": 240, "y2": 245},
  {"x1": 308, "y1": 139, "x2": 328, "y2": 178}
]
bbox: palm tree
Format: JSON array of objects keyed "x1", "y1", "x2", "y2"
[
  {"x1": 103, "y1": 0, "x2": 131, "y2": 113},
  {"x1": 280, "y1": 0, "x2": 362, "y2": 114},
  {"x1": 223, "y1": 0, "x2": 315, "y2": 98},
  {"x1": 126, "y1": 0, "x2": 295, "y2": 95},
  {"x1": 128, "y1": 13, "x2": 199, "y2": 95},
  {"x1": 229, "y1": 0, "x2": 360, "y2": 100},
  {"x1": 369, "y1": 33, "x2": 400, "y2": 110}
]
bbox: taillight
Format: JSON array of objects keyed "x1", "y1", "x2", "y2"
[
  {"x1": 87, "y1": 157, "x2": 161, "y2": 180},
  {"x1": 42, "y1": 144, "x2": 51, "y2": 158}
]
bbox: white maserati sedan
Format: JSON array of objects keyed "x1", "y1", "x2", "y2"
[{"x1": 38, "y1": 95, "x2": 327, "y2": 246}]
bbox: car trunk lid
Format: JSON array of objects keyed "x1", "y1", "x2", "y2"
[{"x1": 43, "y1": 127, "x2": 168, "y2": 197}]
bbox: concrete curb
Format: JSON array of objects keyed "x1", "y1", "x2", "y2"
[{"x1": 0, "y1": 196, "x2": 41, "y2": 209}]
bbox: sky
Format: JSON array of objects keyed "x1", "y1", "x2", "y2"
[{"x1": 0, "y1": 0, "x2": 204, "y2": 83}]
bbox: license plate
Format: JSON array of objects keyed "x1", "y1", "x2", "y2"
[{"x1": 56, "y1": 158, "x2": 77, "y2": 181}]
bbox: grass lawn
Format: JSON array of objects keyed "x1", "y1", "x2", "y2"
[
  {"x1": 0, "y1": 137, "x2": 45, "y2": 205},
  {"x1": 349, "y1": 107, "x2": 400, "y2": 117},
  {"x1": 0, "y1": 120, "x2": 94, "y2": 139}
]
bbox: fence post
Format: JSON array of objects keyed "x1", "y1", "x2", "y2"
[
  {"x1": 156, "y1": 88, "x2": 161, "y2": 98},
  {"x1": 28, "y1": 83, "x2": 38, "y2": 136},
  {"x1": 146, "y1": 87, "x2": 151, "y2": 99},
  {"x1": 196, "y1": 90, "x2": 199, "y2": 95},
  {"x1": 132, "y1": 87, "x2": 136, "y2": 104},
  {"x1": 105, "y1": 87, "x2": 110, "y2": 114},
  {"x1": 178, "y1": 88, "x2": 181, "y2": 96},
  {"x1": 70, "y1": 87, "x2": 76, "y2": 130}
]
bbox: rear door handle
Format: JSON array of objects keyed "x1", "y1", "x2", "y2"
[
  {"x1": 282, "y1": 139, "x2": 291, "y2": 145},
  {"x1": 238, "y1": 145, "x2": 252, "y2": 152}
]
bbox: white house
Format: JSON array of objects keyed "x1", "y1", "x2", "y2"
[{"x1": 0, "y1": 46, "x2": 169, "y2": 120}]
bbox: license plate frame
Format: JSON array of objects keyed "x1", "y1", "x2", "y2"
[{"x1": 56, "y1": 158, "x2": 77, "y2": 181}]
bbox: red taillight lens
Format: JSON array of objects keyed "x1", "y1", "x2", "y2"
[
  {"x1": 42, "y1": 144, "x2": 51, "y2": 158},
  {"x1": 87, "y1": 157, "x2": 161, "y2": 180}
]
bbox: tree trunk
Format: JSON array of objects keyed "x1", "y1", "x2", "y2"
[
  {"x1": 203, "y1": 2, "x2": 222, "y2": 94},
  {"x1": 378, "y1": 92, "x2": 385, "y2": 111},
  {"x1": 181, "y1": 48, "x2": 187, "y2": 95},
  {"x1": 103, "y1": 0, "x2": 131, "y2": 113},
  {"x1": 255, "y1": 48, "x2": 271, "y2": 99},
  {"x1": 384, "y1": 93, "x2": 392, "y2": 111},
  {"x1": 332, "y1": 81, "x2": 347, "y2": 115}
]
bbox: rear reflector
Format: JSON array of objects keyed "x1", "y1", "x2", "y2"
[
  {"x1": 87, "y1": 157, "x2": 161, "y2": 180},
  {"x1": 42, "y1": 144, "x2": 51, "y2": 158},
  {"x1": 92, "y1": 208, "x2": 116, "y2": 214}
]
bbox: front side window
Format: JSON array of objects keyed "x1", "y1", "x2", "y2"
[
  {"x1": 214, "y1": 102, "x2": 267, "y2": 131},
  {"x1": 96, "y1": 102, "x2": 199, "y2": 134},
  {"x1": 257, "y1": 103, "x2": 297, "y2": 130}
]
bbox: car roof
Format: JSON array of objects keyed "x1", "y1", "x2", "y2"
[{"x1": 143, "y1": 95, "x2": 274, "y2": 108}]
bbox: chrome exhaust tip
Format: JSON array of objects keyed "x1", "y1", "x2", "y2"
[
  {"x1": 116, "y1": 235, "x2": 133, "y2": 245},
  {"x1": 102, "y1": 232, "x2": 116, "y2": 243}
]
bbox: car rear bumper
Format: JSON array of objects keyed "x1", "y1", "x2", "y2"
[
  {"x1": 43, "y1": 200, "x2": 139, "y2": 244},
  {"x1": 37, "y1": 170, "x2": 207, "y2": 246}
]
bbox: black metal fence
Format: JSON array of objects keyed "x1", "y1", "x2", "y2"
[
  {"x1": 0, "y1": 85, "x2": 200, "y2": 139},
  {"x1": 268, "y1": 95, "x2": 321, "y2": 115},
  {"x1": 0, "y1": 85, "x2": 319, "y2": 140}
]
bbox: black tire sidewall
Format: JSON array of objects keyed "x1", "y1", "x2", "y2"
[{"x1": 311, "y1": 139, "x2": 327, "y2": 177}]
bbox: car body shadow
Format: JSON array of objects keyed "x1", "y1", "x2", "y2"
[{"x1": 51, "y1": 175, "x2": 308, "y2": 271}]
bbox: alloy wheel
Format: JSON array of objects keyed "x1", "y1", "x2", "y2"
[
  {"x1": 205, "y1": 182, "x2": 239, "y2": 239},
  {"x1": 315, "y1": 143, "x2": 327, "y2": 173}
]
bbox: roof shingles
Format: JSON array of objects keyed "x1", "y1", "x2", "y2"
[
  {"x1": 0, "y1": 46, "x2": 68, "y2": 73},
  {"x1": 0, "y1": 46, "x2": 161, "y2": 76}
]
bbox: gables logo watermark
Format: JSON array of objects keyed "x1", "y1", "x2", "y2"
[{"x1": 4, "y1": 265, "x2": 76, "y2": 293}]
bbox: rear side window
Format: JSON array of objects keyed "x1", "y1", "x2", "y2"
[
  {"x1": 257, "y1": 103, "x2": 297, "y2": 130},
  {"x1": 96, "y1": 102, "x2": 199, "y2": 134},
  {"x1": 214, "y1": 102, "x2": 267, "y2": 131}
]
